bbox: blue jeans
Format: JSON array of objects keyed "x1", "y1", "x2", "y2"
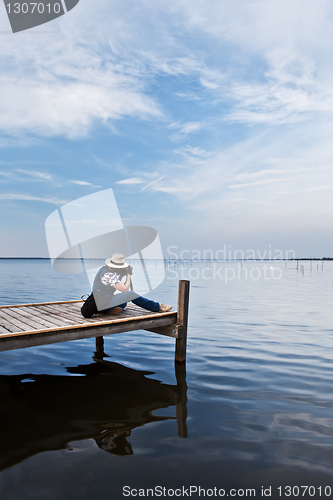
[{"x1": 119, "y1": 296, "x2": 160, "y2": 313}]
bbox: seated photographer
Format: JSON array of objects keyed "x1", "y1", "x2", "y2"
[{"x1": 92, "y1": 253, "x2": 172, "y2": 316}]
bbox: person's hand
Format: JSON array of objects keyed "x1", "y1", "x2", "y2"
[{"x1": 127, "y1": 265, "x2": 133, "y2": 275}]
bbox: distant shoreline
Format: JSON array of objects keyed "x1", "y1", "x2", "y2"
[{"x1": 1, "y1": 257, "x2": 333, "y2": 261}]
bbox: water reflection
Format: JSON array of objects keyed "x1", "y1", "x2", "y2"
[{"x1": 0, "y1": 346, "x2": 187, "y2": 471}]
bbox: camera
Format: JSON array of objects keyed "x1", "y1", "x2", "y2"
[{"x1": 126, "y1": 265, "x2": 133, "y2": 275}]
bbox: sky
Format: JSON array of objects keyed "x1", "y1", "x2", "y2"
[{"x1": 1, "y1": 0, "x2": 333, "y2": 258}]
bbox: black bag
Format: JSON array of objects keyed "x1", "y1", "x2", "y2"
[{"x1": 81, "y1": 293, "x2": 98, "y2": 318}]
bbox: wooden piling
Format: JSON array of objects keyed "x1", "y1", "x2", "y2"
[
  {"x1": 95, "y1": 336, "x2": 105, "y2": 360},
  {"x1": 175, "y1": 280, "x2": 190, "y2": 364},
  {"x1": 175, "y1": 363, "x2": 188, "y2": 437}
]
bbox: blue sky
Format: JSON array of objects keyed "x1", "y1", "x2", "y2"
[{"x1": 1, "y1": 0, "x2": 333, "y2": 257}]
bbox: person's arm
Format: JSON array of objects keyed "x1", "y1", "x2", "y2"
[
  {"x1": 114, "y1": 266, "x2": 133, "y2": 292},
  {"x1": 114, "y1": 274, "x2": 131, "y2": 292}
]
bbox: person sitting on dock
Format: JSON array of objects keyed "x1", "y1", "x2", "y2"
[{"x1": 81, "y1": 253, "x2": 172, "y2": 317}]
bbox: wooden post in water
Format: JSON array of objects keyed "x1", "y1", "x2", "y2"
[
  {"x1": 95, "y1": 336, "x2": 105, "y2": 360},
  {"x1": 175, "y1": 280, "x2": 190, "y2": 364},
  {"x1": 175, "y1": 363, "x2": 188, "y2": 437}
]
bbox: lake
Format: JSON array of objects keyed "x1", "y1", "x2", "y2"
[{"x1": 0, "y1": 258, "x2": 333, "y2": 499}]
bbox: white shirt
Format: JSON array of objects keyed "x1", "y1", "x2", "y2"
[{"x1": 100, "y1": 271, "x2": 121, "y2": 287}]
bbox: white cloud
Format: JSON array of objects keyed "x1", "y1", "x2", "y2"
[
  {"x1": 228, "y1": 178, "x2": 294, "y2": 189},
  {"x1": 0, "y1": 168, "x2": 55, "y2": 183},
  {"x1": 15, "y1": 169, "x2": 54, "y2": 181},
  {"x1": 70, "y1": 180, "x2": 100, "y2": 187},
  {"x1": 232, "y1": 169, "x2": 289, "y2": 182},
  {"x1": 0, "y1": 4, "x2": 164, "y2": 139},
  {"x1": 173, "y1": 145, "x2": 208, "y2": 157},
  {"x1": 2, "y1": 0, "x2": 333, "y2": 138},
  {"x1": 0, "y1": 171, "x2": 14, "y2": 179},
  {"x1": 306, "y1": 186, "x2": 333, "y2": 192},
  {"x1": 0, "y1": 193, "x2": 66, "y2": 204},
  {"x1": 155, "y1": 0, "x2": 333, "y2": 126},
  {"x1": 168, "y1": 121, "x2": 203, "y2": 137},
  {"x1": 116, "y1": 177, "x2": 145, "y2": 185},
  {"x1": 148, "y1": 115, "x2": 333, "y2": 244},
  {"x1": 0, "y1": 78, "x2": 161, "y2": 138}
]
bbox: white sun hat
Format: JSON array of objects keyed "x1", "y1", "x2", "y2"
[{"x1": 105, "y1": 253, "x2": 128, "y2": 269}]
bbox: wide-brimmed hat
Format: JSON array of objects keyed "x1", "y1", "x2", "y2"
[{"x1": 105, "y1": 253, "x2": 128, "y2": 269}]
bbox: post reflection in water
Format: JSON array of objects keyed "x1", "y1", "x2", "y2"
[{"x1": 0, "y1": 338, "x2": 187, "y2": 472}]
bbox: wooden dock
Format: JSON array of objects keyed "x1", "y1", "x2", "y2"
[{"x1": 0, "y1": 280, "x2": 190, "y2": 364}]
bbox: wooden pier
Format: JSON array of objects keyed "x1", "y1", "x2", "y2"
[{"x1": 0, "y1": 280, "x2": 190, "y2": 364}]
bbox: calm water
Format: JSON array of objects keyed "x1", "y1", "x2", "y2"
[{"x1": 1, "y1": 259, "x2": 333, "y2": 499}]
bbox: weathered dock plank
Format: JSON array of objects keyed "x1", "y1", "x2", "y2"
[
  {"x1": 0, "y1": 325, "x2": 11, "y2": 334},
  {"x1": 1, "y1": 307, "x2": 51, "y2": 331},
  {"x1": 36, "y1": 304, "x2": 87, "y2": 324},
  {"x1": 20, "y1": 306, "x2": 72, "y2": 328},
  {"x1": 0, "y1": 313, "x2": 24, "y2": 333},
  {"x1": 0, "y1": 310, "x2": 31, "y2": 332}
]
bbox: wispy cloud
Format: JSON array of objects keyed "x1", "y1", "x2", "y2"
[
  {"x1": 15, "y1": 169, "x2": 54, "y2": 181},
  {"x1": 146, "y1": 116, "x2": 333, "y2": 241},
  {"x1": 0, "y1": 171, "x2": 14, "y2": 179},
  {"x1": 140, "y1": 175, "x2": 165, "y2": 191},
  {"x1": 306, "y1": 186, "x2": 333, "y2": 192},
  {"x1": 0, "y1": 7, "x2": 165, "y2": 140},
  {"x1": 0, "y1": 169, "x2": 55, "y2": 183},
  {"x1": 0, "y1": 78, "x2": 161, "y2": 139},
  {"x1": 116, "y1": 178, "x2": 145, "y2": 185},
  {"x1": 228, "y1": 178, "x2": 294, "y2": 189},
  {"x1": 0, "y1": 193, "x2": 66, "y2": 204},
  {"x1": 173, "y1": 145, "x2": 208, "y2": 157},
  {"x1": 2, "y1": 0, "x2": 331, "y2": 141},
  {"x1": 231, "y1": 169, "x2": 289, "y2": 182},
  {"x1": 167, "y1": 121, "x2": 203, "y2": 139},
  {"x1": 70, "y1": 180, "x2": 101, "y2": 188}
]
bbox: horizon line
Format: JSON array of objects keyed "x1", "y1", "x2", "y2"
[{"x1": 0, "y1": 257, "x2": 333, "y2": 261}]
